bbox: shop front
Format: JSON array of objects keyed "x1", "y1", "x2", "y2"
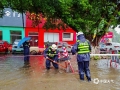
[
  {"x1": 0, "y1": 27, "x2": 24, "y2": 44},
  {"x1": 25, "y1": 13, "x2": 76, "y2": 48},
  {"x1": 25, "y1": 27, "x2": 76, "y2": 48},
  {"x1": 0, "y1": 8, "x2": 25, "y2": 44}
]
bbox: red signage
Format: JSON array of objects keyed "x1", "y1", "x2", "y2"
[
  {"x1": 103, "y1": 32, "x2": 113, "y2": 38},
  {"x1": 100, "y1": 32, "x2": 113, "y2": 43}
]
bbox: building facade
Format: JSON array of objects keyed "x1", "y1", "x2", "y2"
[
  {"x1": 0, "y1": 9, "x2": 76, "y2": 47},
  {"x1": 25, "y1": 14, "x2": 76, "y2": 48},
  {"x1": 0, "y1": 8, "x2": 25, "y2": 44}
]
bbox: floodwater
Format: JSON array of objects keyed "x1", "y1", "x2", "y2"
[{"x1": 0, "y1": 54, "x2": 120, "y2": 90}]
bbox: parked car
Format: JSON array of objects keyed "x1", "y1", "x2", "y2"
[
  {"x1": 0, "y1": 40, "x2": 11, "y2": 54},
  {"x1": 30, "y1": 47, "x2": 45, "y2": 55},
  {"x1": 100, "y1": 42, "x2": 120, "y2": 53},
  {"x1": 99, "y1": 43, "x2": 106, "y2": 51},
  {"x1": 12, "y1": 39, "x2": 23, "y2": 54},
  {"x1": 105, "y1": 42, "x2": 120, "y2": 51},
  {"x1": 56, "y1": 42, "x2": 72, "y2": 53}
]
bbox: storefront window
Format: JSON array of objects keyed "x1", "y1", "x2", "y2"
[
  {"x1": 62, "y1": 32, "x2": 73, "y2": 41},
  {"x1": 10, "y1": 31, "x2": 22, "y2": 44},
  {"x1": 63, "y1": 33, "x2": 71, "y2": 38},
  {"x1": 0, "y1": 31, "x2": 2, "y2": 40},
  {"x1": 28, "y1": 32, "x2": 38, "y2": 46}
]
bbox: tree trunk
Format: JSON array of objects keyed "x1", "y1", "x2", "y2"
[
  {"x1": 91, "y1": 46, "x2": 100, "y2": 54},
  {"x1": 85, "y1": 34, "x2": 102, "y2": 54}
]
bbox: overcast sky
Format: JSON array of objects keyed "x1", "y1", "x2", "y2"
[{"x1": 115, "y1": 25, "x2": 120, "y2": 34}]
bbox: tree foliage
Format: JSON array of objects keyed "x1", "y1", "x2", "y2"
[{"x1": 0, "y1": 0, "x2": 120, "y2": 46}]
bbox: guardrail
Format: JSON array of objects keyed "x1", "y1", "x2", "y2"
[
  {"x1": 0, "y1": 53, "x2": 120, "y2": 58},
  {"x1": 90, "y1": 54, "x2": 120, "y2": 56},
  {"x1": 0, "y1": 53, "x2": 119, "y2": 67}
]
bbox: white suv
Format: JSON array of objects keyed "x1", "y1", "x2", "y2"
[{"x1": 105, "y1": 42, "x2": 120, "y2": 51}]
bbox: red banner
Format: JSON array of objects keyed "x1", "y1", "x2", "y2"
[
  {"x1": 103, "y1": 32, "x2": 113, "y2": 38},
  {"x1": 100, "y1": 32, "x2": 113, "y2": 43}
]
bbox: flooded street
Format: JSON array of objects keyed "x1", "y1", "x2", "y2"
[{"x1": 0, "y1": 54, "x2": 120, "y2": 90}]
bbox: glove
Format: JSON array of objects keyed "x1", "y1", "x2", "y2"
[
  {"x1": 53, "y1": 60, "x2": 56, "y2": 63},
  {"x1": 46, "y1": 57, "x2": 49, "y2": 59}
]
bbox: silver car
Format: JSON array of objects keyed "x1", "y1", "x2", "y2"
[
  {"x1": 56, "y1": 42, "x2": 72, "y2": 53},
  {"x1": 100, "y1": 42, "x2": 120, "y2": 53},
  {"x1": 12, "y1": 39, "x2": 23, "y2": 54},
  {"x1": 105, "y1": 42, "x2": 120, "y2": 51}
]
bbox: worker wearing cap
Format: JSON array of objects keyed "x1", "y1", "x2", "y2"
[
  {"x1": 44, "y1": 44, "x2": 60, "y2": 70},
  {"x1": 71, "y1": 31, "x2": 92, "y2": 82}
]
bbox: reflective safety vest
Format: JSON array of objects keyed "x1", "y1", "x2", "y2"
[
  {"x1": 77, "y1": 40, "x2": 90, "y2": 54},
  {"x1": 48, "y1": 48, "x2": 57, "y2": 57}
]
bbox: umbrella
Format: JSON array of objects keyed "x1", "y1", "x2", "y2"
[{"x1": 18, "y1": 37, "x2": 31, "y2": 47}]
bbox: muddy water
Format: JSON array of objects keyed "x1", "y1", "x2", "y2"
[{"x1": 0, "y1": 55, "x2": 120, "y2": 90}]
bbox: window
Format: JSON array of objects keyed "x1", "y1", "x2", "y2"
[
  {"x1": 0, "y1": 31, "x2": 2, "y2": 40},
  {"x1": 10, "y1": 31, "x2": 22, "y2": 44},
  {"x1": 28, "y1": 32, "x2": 38, "y2": 46},
  {"x1": 44, "y1": 33, "x2": 59, "y2": 43},
  {"x1": 63, "y1": 33, "x2": 71, "y2": 38},
  {"x1": 62, "y1": 33, "x2": 73, "y2": 41},
  {"x1": 29, "y1": 32, "x2": 38, "y2": 36}
]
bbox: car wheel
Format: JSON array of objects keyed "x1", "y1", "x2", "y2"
[
  {"x1": 12, "y1": 50, "x2": 15, "y2": 54},
  {"x1": 30, "y1": 50, "x2": 37, "y2": 55},
  {"x1": 109, "y1": 48, "x2": 112, "y2": 50},
  {"x1": 5, "y1": 48, "x2": 8, "y2": 54},
  {"x1": 37, "y1": 51, "x2": 43, "y2": 55}
]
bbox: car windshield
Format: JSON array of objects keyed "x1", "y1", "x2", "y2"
[
  {"x1": 105, "y1": 43, "x2": 112, "y2": 46},
  {"x1": 13, "y1": 41, "x2": 20, "y2": 45}
]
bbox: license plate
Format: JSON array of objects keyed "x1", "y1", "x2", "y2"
[{"x1": 16, "y1": 50, "x2": 21, "y2": 51}]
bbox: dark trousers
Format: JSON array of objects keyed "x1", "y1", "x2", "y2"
[
  {"x1": 46, "y1": 59, "x2": 59, "y2": 69},
  {"x1": 24, "y1": 47, "x2": 30, "y2": 65},
  {"x1": 78, "y1": 61, "x2": 91, "y2": 81}
]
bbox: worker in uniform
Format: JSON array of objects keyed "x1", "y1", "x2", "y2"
[
  {"x1": 23, "y1": 40, "x2": 30, "y2": 66},
  {"x1": 44, "y1": 44, "x2": 60, "y2": 70},
  {"x1": 71, "y1": 31, "x2": 91, "y2": 81}
]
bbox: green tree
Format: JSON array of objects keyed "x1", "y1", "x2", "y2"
[{"x1": 0, "y1": 0, "x2": 120, "y2": 46}]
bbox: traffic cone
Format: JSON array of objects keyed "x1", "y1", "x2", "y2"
[
  {"x1": 65, "y1": 61, "x2": 68, "y2": 68},
  {"x1": 66, "y1": 63, "x2": 70, "y2": 73},
  {"x1": 66, "y1": 61, "x2": 75, "y2": 73}
]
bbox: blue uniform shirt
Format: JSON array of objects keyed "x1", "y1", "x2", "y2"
[{"x1": 44, "y1": 47, "x2": 59, "y2": 61}]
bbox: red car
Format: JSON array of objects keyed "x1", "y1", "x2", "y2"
[{"x1": 0, "y1": 40, "x2": 12, "y2": 54}]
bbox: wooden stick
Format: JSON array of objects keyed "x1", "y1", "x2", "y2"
[{"x1": 48, "y1": 58, "x2": 66, "y2": 69}]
